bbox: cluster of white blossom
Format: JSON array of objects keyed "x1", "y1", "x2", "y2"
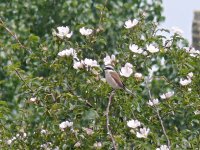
[
  {"x1": 79, "y1": 27, "x2": 93, "y2": 36},
  {"x1": 73, "y1": 58, "x2": 99, "y2": 70},
  {"x1": 120, "y1": 63, "x2": 133, "y2": 77},
  {"x1": 179, "y1": 72, "x2": 193, "y2": 86},
  {"x1": 58, "y1": 48, "x2": 77, "y2": 58},
  {"x1": 147, "y1": 44, "x2": 160, "y2": 53},
  {"x1": 56, "y1": 42, "x2": 99, "y2": 70},
  {"x1": 6, "y1": 132, "x2": 27, "y2": 145},
  {"x1": 160, "y1": 91, "x2": 174, "y2": 100},
  {"x1": 129, "y1": 43, "x2": 159, "y2": 54},
  {"x1": 103, "y1": 54, "x2": 116, "y2": 65},
  {"x1": 184, "y1": 47, "x2": 200, "y2": 57},
  {"x1": 147, "y1": 91, "x2": 174, "y2": 107},
  {"x1": 53, "y1": 26, "x2": 73, "y2": 39},
  {"x1": 54, "y1": 25, "x2": 93, "y2": 39},
  {"x1": 124, "y1": 19, "x2": 139, "y2": 29},
  {"x1": 127, "y1": 119, "x2": 150, "y2": 138},
  {"x1": 129, "y1": 44, "x2": 144, "y2": 54},
  {"x1": 59, "y1": 120, "x2": 73, "y2": 131},
  {"x1": 147, "y1": 98, "x2": 159, "y2": 106}
]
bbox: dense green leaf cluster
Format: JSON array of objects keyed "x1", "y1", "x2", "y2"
[{"x1": 0, "y1": 0, "x2": 200, "y2": 149}]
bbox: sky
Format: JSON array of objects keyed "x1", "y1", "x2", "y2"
[{"x1": 161, "y1": 0, "x2": 200, "y2": 43}]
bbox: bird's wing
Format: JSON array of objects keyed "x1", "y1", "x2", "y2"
[{"x1": 110, "y1": 72, "x2": 124, "y2": 88}]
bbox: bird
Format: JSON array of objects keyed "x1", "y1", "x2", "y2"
[{"x1": 104, "y1": 65, "x2": 135, "y2": 96}]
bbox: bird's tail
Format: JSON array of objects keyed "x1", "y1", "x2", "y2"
[{"x1": 124, "y1": 87, "x2": 135, "y2": 96}]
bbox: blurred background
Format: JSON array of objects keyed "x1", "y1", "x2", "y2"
[{"x1": 162, "y1": 0, "x2": 200, "y2": 43}]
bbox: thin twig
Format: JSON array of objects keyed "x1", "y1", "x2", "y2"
[
  {"x1": 155, "y1": 107, "x2": 171, "y2": 149},
  {"x1": 0, "y1": 18, "x2": 26, "y2": 49},
  {"x1": 106, "y1": 90, "x2": 117, "y2": 150},
  {"x1": 145, "y1": 77, "x2": 171, "y2": 149},
  {"x1": 14, "y1": 69, "x2": 33, "y2": 93},
  {"x1": 0, "y1": 18, "x2": 34, "y2": 94}
]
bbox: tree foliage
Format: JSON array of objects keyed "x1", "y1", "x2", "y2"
[{"x1": 0, "y1": 0, "x2": 200, "y2": 149}]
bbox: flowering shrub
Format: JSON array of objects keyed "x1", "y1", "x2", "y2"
[{"x1": 0, "y1": 0, "x2": 200, "y2": 149}]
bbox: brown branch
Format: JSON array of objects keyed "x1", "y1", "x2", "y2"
[
  {"x1": 14, "y1": 69, "x2": 33, "y2": 93},
  {"x1": 0, "y1": 18, "x2": 26, "y2": 49},
  {"x1": 145, "y1": 77, "x2": 171, "y2": 149},
  {"x1": 106, "y1": 90, "x2": 117, "y2": 150},
  {"x1": 155, "y1": 107, "x2": 171, "y2": 149}
]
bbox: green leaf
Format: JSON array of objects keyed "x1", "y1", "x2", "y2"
[
  {"x1": 29, "y1": 34, "x2": 40, "y2": 43},
  {"x1": 11, "y1": 43, "x2": 20, "y2": 50},
  {"x1": 0, "y1": 100, "x2": 7, "y2": 106},
  {"x1": 82, "y1": 109, "x2": 99, "y2": 120}
]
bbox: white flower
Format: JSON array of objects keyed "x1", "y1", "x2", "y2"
[
  {"x1": 93, "y1": 142, "x2": 102, "y2": 149},
  {"x1": 120, "y1": 63, "x2": 133, "y2": 77},
  {"x1": 171, "y1": 26, "x2": 183, "y2": 36},
  {"x1": 73, "y1": 60, "x2": 84, "y2": 70},
  {"x1": 74, "y1": 141, "x2": 81, "y2": 147},
  {"x1": 129, "y1": 44, "x2": 143, "y2": 54},
  {"x1": 180, "y1": 78, "x2": 191, "y2": 86},
  {"x1": 30, "y1": 97, "x2": 36, "y2": 102},
  {"x1": 58, "y1": 48, "x2": 76, "y2": 57},
  {"x1": 59, "y1": 120, "x2": 73, "y2": 131},
  {"x1": 79, "y1": 27, "x2": 93, "y2": 36},
  {"x1": 147, "y1": 44, "x2": 159, "y2": 53},
  {"x1": 82, "y1": 127, "x2": 94, "y2": 135},
  {"x1": 187, "y1": 72, "x2": 193, "y2": 79},
  {"x1": 84, "y1": 58, "x2": 99, "y2": 67},
  {"x1": 160, "y1": 91, "x2": 174, "y2": 100},
  {"x1": 156, "y1": 145, "x2": 169, "y2": 150},
  {"x1": 147, "y1": 99, "x2": 159, "y2": 106},
  {"x1": 41, "y1": 129, "x2": 48, "y2": 134},
  {"x1": 127, "y1": 119, "x2": 141, "y2": 129},
  {"x1": 6, "y1": 139, "x2": 13, "y2": 145},
  {"x1": 136, "y1": 127, "x2": 150, "y2": 138},
  {"x1": 194, "y1": 110, "x2": 200, "y2": 115},
  {"x1": 124, "y1": 19, "x2": 139, "y2": 29},
  {"x1": 103, "y1": 55, "x2": 115, "y2": 65},
  {"x1": 55, "y1": 26, "x2": 73, "y2": 39},
  {"x1": 184, "y1": 47, "x2": 200, "y2": 57},
  {"x1": 134, "y1": 72, "x2": 143, "y2": 80}
]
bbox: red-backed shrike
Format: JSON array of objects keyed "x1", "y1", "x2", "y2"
[{"x1": 104, "y1": 65, "x2": 135, "y2": 95}]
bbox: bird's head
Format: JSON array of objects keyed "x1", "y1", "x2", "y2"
[{"x1": 104, "y1": 65, "x2": 114, "y2": 71}]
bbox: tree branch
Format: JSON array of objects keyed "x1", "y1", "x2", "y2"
[
  {"x1": 155, "y1": 107, "x2": 171, "y2": 149},
  {"x1": 0, "y1": 18, "x2": 26, "y2": 49},
  {"x1": 106, "y1": 90, "x2": 117, "y2": 150},
  {"x1": 14, "y1": 69, "x2": 33, "y2": 93},
  {"x1": 145, "y1": 77, "x2": 171, "y2": 149}
]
